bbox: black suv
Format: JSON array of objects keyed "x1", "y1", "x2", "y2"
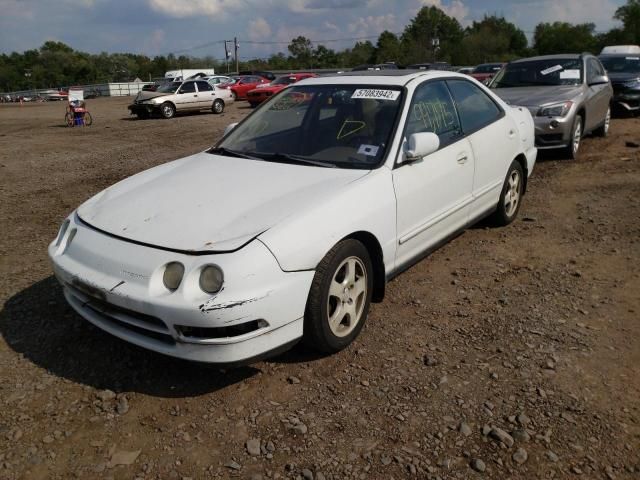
[{"x1": 599, "y1": 54, "x2": 640, "y2": 114}]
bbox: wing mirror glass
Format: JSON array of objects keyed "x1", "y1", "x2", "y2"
[
  {"x1": 402, "y1": 132, "x2": 440, "y2": 163},
  {"x1": 223, "y1": 122, "x2": 239, "y2": 137},
  {"x1": 589, "y1": 75, "x2": 609, "y2": 86}
]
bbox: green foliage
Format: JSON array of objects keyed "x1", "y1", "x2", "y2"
[
  {"x1": 533, "y1": 22, "x2": 598, "y2": 55},
  {"x1": 614, "y1": 0, "x2": 640, "y2": 43}
]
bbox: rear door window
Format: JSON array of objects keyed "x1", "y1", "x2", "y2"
[
  {"x1": 196, "y1": 81, "x2": 213, "y2": 92},
  {"x1": 446, "y1": 80, "x2": 502, "y2": 134}
]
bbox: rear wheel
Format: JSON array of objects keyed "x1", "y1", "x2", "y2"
[
  {"x1": 83, "y1": 112, "x2": 93, "y2": 126},
  {"x1": 160, "y1": 102, "x2": 175, "y2": 119},
  {"x1": 304, "y1": 239, "x2": 373, "y2": 353},
  {"x1": 594, "y1": 107, "x2": 610, "y2": 137},
  {"x1": 64, "y1": 112, "x2": 74, "y2": 127},
  {"x1": 564, "y1": 115, "x2": 582, "y2": 159},
  {"x1": 212, "y1": 99, "x2": 224, "y2": 114},
  {"x1": 491, "y1": 160, "x2": 524, "y2": 226}
]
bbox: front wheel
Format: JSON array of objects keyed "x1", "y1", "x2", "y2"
[
  {"x1": 64, "y1": 112, "x2": 74, "y2": 127},
  {"x1": 304, "y1": 239, "x2": 373, "y2": 353},
  {"x1": 212, "y1": 99, "x2": 224, "y2": 114},
  {"x1": 491, "y1": 160, "x2": 524, "y2": 226},
  {"x1": 83, "y1": 112, "x2": 93, "y2": 126},
  {"x1": 160, "y1": 102, "x2": 175, "y2": 119}
]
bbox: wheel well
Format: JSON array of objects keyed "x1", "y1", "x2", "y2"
[
  {"x1": 343, "y1": 231, "x2": 386, "y2": 303},
  {"x1": 514, "y1": 154, "x2": 528, "y2": 194}
]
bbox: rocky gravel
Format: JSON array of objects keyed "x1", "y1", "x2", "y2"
[{"x1": 0, "y1": 98, "x2": 639, "y2": 479}]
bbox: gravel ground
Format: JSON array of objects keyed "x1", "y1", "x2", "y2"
[{"x1": 0, "y1": 97, "x2": 639, "y2": 480}]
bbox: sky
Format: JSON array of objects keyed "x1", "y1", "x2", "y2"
[{"x1": 0, "y1": 0, "x2": 627, "y2": 59}]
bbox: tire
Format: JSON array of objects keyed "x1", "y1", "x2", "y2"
[
  {"x1": 564, "y1": 115, "x2": 583, "y2": 159},
  {"x1": 594, "y1": 107, "x2": 610, "y2": 137},
  {"x1": 491, "y1": 160, "x2": 525, "y2": 226},
  {"x1": 230, "y1": 90, "x2": 237, "y2": 101},
  {"x1": 212, "y1": 99, "x2": 225, "y2": 114},
  {"x1": 64, "y1": 112, "x2": 74, "y2": 127},
  {"x1": 160, "y1": 102, "x2": 175, "y2": 119},
  {"x1": 83, "y1": 112, "x2": 93, "y2": 126},
  {"x1": 304, "y1": 239, "x2": 373, "y2": 353}
]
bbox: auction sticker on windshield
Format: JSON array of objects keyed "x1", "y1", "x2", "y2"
[
  {"x1": 351, "y1": 89, "x2": 400, "y2": 101},
  {"x1": 540, "y1": 65, "x2": 563, "y2": 75},
  {"x1": 560, "y1": 69, "x2": 580, "y2": 79}
]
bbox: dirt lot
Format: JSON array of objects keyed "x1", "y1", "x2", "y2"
[{"x1": 0, "y1": 97, "x2": 639, "y2": 480}]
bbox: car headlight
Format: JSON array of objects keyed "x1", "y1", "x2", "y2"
[
  {"x1": 199, "y1": 265, "x2": 224, "y2": 294},
  {"x1": 538, "y1": 101, "x2": 573, "y2": 117},
  {"x1": 163, "y1": 262, "x2": 185, "y2": 291},
  {"x1": 622, "y1": 78, "x2": 640, "y2": 89}
]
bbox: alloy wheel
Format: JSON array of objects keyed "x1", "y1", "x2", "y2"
[{"x1": 327, "y1": 257, "x2": 367, "y2": 338}]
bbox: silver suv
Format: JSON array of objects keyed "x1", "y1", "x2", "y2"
[{"x1": 489, "y1": 54, "x2": 613, "y2": 158}]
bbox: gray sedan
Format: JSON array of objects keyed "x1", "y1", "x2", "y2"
[{"x1": 489, "y1": 54, "x2": 612, "y2": 159}]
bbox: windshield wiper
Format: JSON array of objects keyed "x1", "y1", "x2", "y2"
[
  {"x1": 253, "y1": 152, "x2": 337, "y2": 168},
  {"x1": 209, "y1": 147, "x2": 262, "y2": 160}
]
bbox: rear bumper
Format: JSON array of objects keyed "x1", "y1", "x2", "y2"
[{"x1": 49, "y1": 214, "x2": 314, "y2": 364}]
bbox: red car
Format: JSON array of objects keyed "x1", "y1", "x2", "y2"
[
  {"x1": 224, "y1": 75, "x2": 271, "y2": 100},
  {"x1": 470, "y1": 63, "x2": 504, "y2": 83},
  {"x1": 246, "y1": 73, "x2": 318, "y2": 107}
]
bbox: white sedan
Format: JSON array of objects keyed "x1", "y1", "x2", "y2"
[{"x1": 49, "y1": 71, "x2": 537, "y2": 364}]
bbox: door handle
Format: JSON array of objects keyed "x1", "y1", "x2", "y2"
[
  {"x1": 194, "y1": 94, "x2": 198, "y2": 97},
  {"x1": 456, "y1": 153, "x2": 468, "y2": 164}
]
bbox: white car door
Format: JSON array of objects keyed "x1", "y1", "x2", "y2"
[
  {"x1": 393, "y1": 80, "x2": 475, "y2": 269},
  {"x1": 446, "y1": 79, "x2": 517, "y2": 218}
]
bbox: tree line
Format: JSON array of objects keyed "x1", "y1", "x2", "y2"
[{"x1": 1, "y1": 0, "x2": 639, "y2": 92}]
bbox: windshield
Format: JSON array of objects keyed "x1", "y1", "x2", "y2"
[
  {"x1": 157, "y1": 83, "x2": 179, "y2": 93},
  {"x1": 212, "y1": 85, "x2": 403, "y2": 169},
  {"x1": 490, "y1": 58, "x2": 583, "y2": 88},
  {"x1": 474, "y1": 64, "x2": 501, "y2": 73},
  {"x1": 272, "y1": 76, "x2": 297, "y2": 86},
  {"x1": 600, "y1": 55, "x2": 640, "y2": 74}
]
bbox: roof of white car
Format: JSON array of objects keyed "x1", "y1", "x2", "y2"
[{"x1": 300, "y1": 70, "x2": 465, "y2": 86}]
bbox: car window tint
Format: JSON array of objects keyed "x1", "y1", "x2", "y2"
[
  {"x1": 180, "y1": 82, "x2": 196, "y2": 93},
  {"x1": 405, "y1": 80, "x2": 461, "y2": 146},
  {"x1": 446, "y1": 80, "x2": 501, "y2": 133},
  {"x1": 196, "y1": 81, "x2": 213, "y2": 92}
]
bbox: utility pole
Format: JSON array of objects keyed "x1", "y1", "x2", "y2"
[{"x1": 234, "y1": 37, "x2": 239, "y2": 74}]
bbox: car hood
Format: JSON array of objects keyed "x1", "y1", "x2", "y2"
[
  {"x1": 608, "y1": 72, "x2": 640, "y2": 84},
  {"x1": 252, "y1": 85, "x2": 286, "y2": 94},
  {"x1": 77, "y1": 152, "x2": 369, "y2": 252},
  {"x1": 492, "y1": 85, "x2": 582, "y2": 107},
  {"x1": 135, "y1": 91, "x2": 174, "y2": 101}
]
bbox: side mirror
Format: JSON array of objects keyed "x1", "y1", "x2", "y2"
[
  {"x1": 223, "y1": 122, "x2": 238, "y2": 137},
  {"x1": 402, "y1": 132, "x2": 440, "y2": 163},
  {"x1": 589, "y1": 75, "x2": 609, "y2": 86}
]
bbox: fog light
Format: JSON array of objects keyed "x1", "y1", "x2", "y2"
[
  {"x1": 163, "y1": 262, "x2": 185, "y2": 291},
  {"x1": 550, "y1": 120, "x2": 559, "y2": 128},
  {"x1": 199, "y1": 265, "x2": 224, "y2": 294},
  {"x1": 56, "y1": 220, "x2": 70, "y2": 246}
]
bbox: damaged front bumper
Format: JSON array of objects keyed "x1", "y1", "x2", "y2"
[{"x1": 48, "y1": 213, "x2": 314, "y2": 364}]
